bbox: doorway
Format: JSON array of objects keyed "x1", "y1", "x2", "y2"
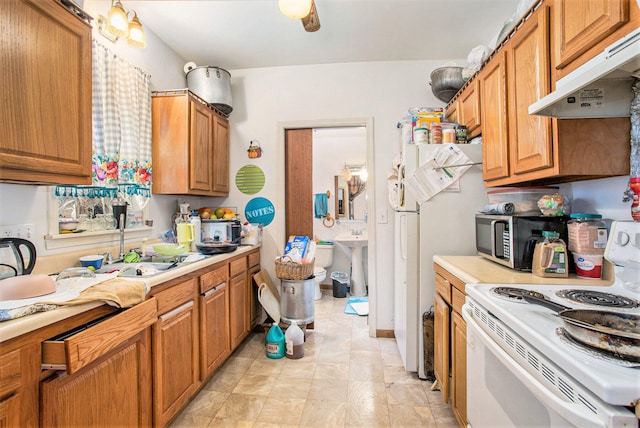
[{"x1": 277, "y1": 118, "x2": 377, "y2": 336}]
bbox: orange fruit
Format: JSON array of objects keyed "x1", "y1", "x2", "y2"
[{"x1": 224, "y1": 208, "x2": 233, "y2": 215}]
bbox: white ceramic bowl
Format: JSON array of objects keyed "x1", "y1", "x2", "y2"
[{"x1": 59, "y1": 219, "x2": 79, "y2": 231}]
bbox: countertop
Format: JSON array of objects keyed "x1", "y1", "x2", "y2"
[
  {"x1": 433, "y1": 255, "x2": 615, "y2": 286},
  {"x1": 0, "y1": 245, "x2": 260, "y2": 343}
]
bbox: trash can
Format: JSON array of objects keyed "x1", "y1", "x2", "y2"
[
  {"x1": 280, "y1": 278, "x2": 315, "y2": 325},
  {"x1": 331, "y1": 271, "x2": 349, "y2": 298}
]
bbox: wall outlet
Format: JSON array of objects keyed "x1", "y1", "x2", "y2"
[
  {"x1": 0, "y1": 224, "x2": 35, "y2": 239},
  {"x1": 17, "y1": 224, "x2": 35, "y2": 239}
]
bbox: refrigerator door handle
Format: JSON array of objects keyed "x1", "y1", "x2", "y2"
[{"x1": 400, "y1": 214, "x2": 407, "y2": 261}]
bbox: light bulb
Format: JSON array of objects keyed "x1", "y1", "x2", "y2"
[
  {"x1": 107, "y1": 1, "x2": 129, "y2": 37},
  {"x1": 278, "y1": 0, "x2": 312, "y2": 19}
]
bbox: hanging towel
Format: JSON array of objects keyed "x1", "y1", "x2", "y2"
[{"x1": 314, "y1": 193, "x2": 328, "y2": 218}]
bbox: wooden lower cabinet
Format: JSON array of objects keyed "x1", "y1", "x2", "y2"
[
  {"x1": 229, "y1": 265, "x2": 249, "y2": 349},
  {"x1": 199, "y1": 265, "x2": 231, "y2": 379},
  {"x1": 451, "y1": 310, "x2": 467, "y2": 427},
  {"x1": 40, "y1": 329, "x2": 153, "y2": 427},
  {"x1": 434, "y1": 263, "x2": 467, "y2": 428},
  {"x1": 1, "y1": 249, "x2": 261, "y2": 428},
  {"x1": 152, "y1": 278, "x2": 199, "y2": 427},
  {"x1": 433, "y1": 292, "x2": 451, "y2": 403}
]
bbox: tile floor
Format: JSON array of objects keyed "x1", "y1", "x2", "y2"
[{"x1": 170, "y1": 290, "x2": 459, "y2": 427}]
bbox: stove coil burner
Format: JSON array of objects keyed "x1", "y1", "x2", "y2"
[
  {"x1": 490, "y1": 287, "x2": 531, "y2": 303},
  {"x1": 556, "y1": 290, "x2": 640, "y2": 309}
]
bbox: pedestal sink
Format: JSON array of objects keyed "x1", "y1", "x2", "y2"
[{"x1": 334, "y1": 234, "x2": 368, "y2": 296}]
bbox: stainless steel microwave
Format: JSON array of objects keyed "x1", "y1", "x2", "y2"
[{"x1": 475, "y1": 214, "x2": 570, "y2": 271}]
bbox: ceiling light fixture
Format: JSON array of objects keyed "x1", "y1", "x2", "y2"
[
  {"x1": 340, "y1": 164, "x2": 353, "y2": 181},
  {"x1": 126, "y1": 12, "x2": 147, "y2": 48},
  {"x1": 98, "y1": 1, "x2": 146, "y2": 49},
  {"x1": 106, "y1": 1, "x2": 128, "y2": 37},
  {"x1": 278, "y1": 0, "x2": 312, "y2": 19}
]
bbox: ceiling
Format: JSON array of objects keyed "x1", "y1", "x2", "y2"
[{"x1": 109, "y1": 0, "x2": 521, "y2": 70}]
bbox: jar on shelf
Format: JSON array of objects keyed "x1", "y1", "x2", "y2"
[
  {"x1": 630, "y1": 177, "x2": 640, "y2": 221},
  {"x1": 567, "y1": 213, "x2": 608, "y2": 254}
]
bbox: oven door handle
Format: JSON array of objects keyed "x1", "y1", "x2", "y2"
[{"x1": 464, "y1": 307, "x2": 610, "y2": 428}]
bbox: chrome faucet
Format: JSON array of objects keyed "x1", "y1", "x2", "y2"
[
  {"x1": 351, "y1": 228, "x2": 366, "y2": 236},
  {"x1": 119, "y1": 213, "x2": 125, "y2": 260},
  {"x1": 100, "y1": 251, "x2": 113, "y2": 265}
]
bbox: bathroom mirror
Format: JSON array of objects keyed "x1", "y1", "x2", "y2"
[
  {"x1": 334, "y1": 164, "x2": 367, "y2": 220},
  {"x1": 334, "y1": 176, "x2": 348, "y2": 219}
]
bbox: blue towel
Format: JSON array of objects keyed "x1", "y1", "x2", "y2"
[{"x1": 314, "y1": 193, "x2": 328, "y2": 218}]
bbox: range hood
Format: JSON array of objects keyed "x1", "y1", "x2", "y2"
[{"x1": 529, "y1": 28, "x2": 640, "y2": 118}]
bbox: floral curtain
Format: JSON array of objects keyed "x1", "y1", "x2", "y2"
[{"x1": 91, "y1": 40, "x2": 152, "y2": 190}]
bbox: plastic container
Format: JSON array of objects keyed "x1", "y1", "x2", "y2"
[
  {"x1": 285, "y1": 321, "x2": 304, "y2": 359},
  {"x1": 79, "y1": 255, "x2": 104, "y2": 269},
  {"x1": 331, "y1": 271, "x2": 349, "y2": 298},
  {"x1": 189, "y1": 211, "x2": 201, "y2": 252},
  {"x1": 567, "y1": 214, "x2": 608, "y2": 254},
  {"x1": 532, "y1": 231, "x2": 568, "y2": 278},
  {"x1": 487, "y1": 187, "x2": 559, "y2": 215},
  {"x1": 265, "y1": 324, "x2": 285, "y2": 359},
  {"x1": 630, "y1": 177, "x2": 640, "y2": 221},
  {"x1": 573, "y1": 253, "x2": 604, "y2": 279},
  {"x1": 413, "y1": 127, "x2": 428, "y2": 144}
]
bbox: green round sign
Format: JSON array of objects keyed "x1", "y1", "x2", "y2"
[{"x1": 235, "y1": 165, "x2": 265, "y2": 195}]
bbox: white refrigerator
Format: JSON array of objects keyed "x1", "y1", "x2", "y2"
[
  {"x1": 393, "y1": 143, "x2": 486, "y2": 379},
  {"x1": 392, "y1": 144, "x2": 420, "y2": 372}
]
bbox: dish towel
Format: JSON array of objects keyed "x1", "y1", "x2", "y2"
[
  {"x1": 314, "y1": 193, "x2": 328, "y2": 218},
  {"x1": 42, "y1": 278, "x2": 149, "y2": 308}
]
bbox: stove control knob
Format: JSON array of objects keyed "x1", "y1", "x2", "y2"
[{"x1": 633, "y1": 233, "x2": 640, "y2": 248}]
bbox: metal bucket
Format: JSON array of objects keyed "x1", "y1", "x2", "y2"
[
  {"x1": 280, "y1": 277, "x2": 315, "y2": 325},
  {"x1": 184, "y1": 64, "x2": 233, "y2": 115}
]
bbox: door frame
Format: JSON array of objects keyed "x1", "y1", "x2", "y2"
[{"x1": 276, "y1": 117, "x2": 377, "y2": 336}]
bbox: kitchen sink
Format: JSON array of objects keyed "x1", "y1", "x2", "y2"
[{"x1": 94, "y1": 262, "x2": 180, "y2": 277}]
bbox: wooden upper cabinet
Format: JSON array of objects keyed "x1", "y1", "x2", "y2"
[
  {"x1": 189, "y1": 100, "x2": 215, "y2": 193},
  {"x1": 479, "y1": 50, "x2": 510, "y2": 182},
  {"x1": 507, "y1": 5, "x2": 554, "y2": 176},
  {"x1": 445, "y1": 79, "x2": 480, "y2": 140},
  {"x1": 0, "y1": 0, "x2": 92, "y2": 185},
  {"x1": 459, "y1": 79, "x2": 481, "y2": 138},
  {"x1": 554, "y1": 0, "x2": 630, "y2": 74},
  {"x1": 445, "y1": 99, "x2": 459, "y2": 125},
  {"x1": 152, "y1": 90, "x2": 230, "y2": 196},
  {"x1": 213, "y1": 114, "x2": 230, "y2": 193}
]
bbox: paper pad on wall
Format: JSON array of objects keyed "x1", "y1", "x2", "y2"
[{"x1": 405, "y1": 145, "x2": 473, "y2": 203}]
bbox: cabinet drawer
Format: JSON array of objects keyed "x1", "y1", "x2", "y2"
[
  {"x1": 0, "y1": 349, "x2": 21, "y2": 397},
  {"x1": 155, "y1": 278, "x2": 196, "y2": 314},
  {"x1": 41, "y1": 297, "x2": 157, "y2": 374},
  {"x1": 248, "y1": 250, "x2": 260, "y2": 268},
  {"x1": 200, "y1": 264, "x2": 227, "y2": 294},
  {"x1": 452, "y1": 287, "x2": 466, "y2": 315},
  {"x1": 229, "y1": 257, "x2": 247, "y2": 277},
  {"x1": 435, "y1": 274, "x2": 452, "y2": 304}
]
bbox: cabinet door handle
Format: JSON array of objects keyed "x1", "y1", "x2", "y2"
[
  {"x1": 202, "y1": 282, "x2": 226, "y2": 297},
  {"x1": 159, "y1": 301, "x2": 194, "y2": 321}
]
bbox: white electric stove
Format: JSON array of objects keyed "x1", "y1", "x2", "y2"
[{"x1": 463, "y1": 221, "x2": 640, "y2": 428}]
